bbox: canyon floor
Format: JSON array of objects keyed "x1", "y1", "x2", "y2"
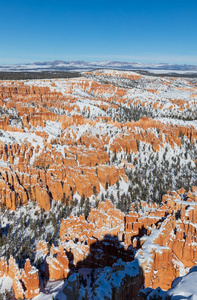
[{"x1": 0, "y1": 69, "x2": 197, "y2": 299}]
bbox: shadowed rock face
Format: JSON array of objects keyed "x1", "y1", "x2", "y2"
[{"x1": 55, "y1": 235, "x2": 144, "y2": 300}]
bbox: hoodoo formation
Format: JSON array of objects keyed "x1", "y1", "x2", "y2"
[{"x1": 0, "y1": 70, "x2": 197, "y2": 299}]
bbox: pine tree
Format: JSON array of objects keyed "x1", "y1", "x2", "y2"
[{"x1": 84, "y1": 198, "x2": 91, "y2": 219}]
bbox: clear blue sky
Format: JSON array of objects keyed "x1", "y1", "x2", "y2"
[{"x1": 1, "y1": 0, "x2": 197, "y2": 65}]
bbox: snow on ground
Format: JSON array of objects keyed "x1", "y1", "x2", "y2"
[
  {"x1": 135, "y1": 218, "x2": 171, "y2": 269},
  {"x1": 168, "y1": 266, "x2": 197, "y2": 299},
  {"x1": 143, "y1": 69, "x2": 197, "y2": 75},
  {"x1": 78, "y1": 259, "x2": 141, "y2": 300},
  {"x1": 33, "y1": 280, "x2": 65, "y2": 300},
  {"x1": 156, "y1": 117, "x2": 197, "y2": 129},
  {"x1": 0, "y1": 276, "x2": 13, "y2": 294}
]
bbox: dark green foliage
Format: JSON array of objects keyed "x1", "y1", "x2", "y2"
[
  {"x1": 0, "y1": 71, "x2": 81, "y2": 80},
  {"x1": 84, "y1": 198, "x2": 91, "y2": 219}
]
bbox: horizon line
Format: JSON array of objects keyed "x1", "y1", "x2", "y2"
[{"x1": 0, "y1": 59, "x2": 197, "y2": 67}]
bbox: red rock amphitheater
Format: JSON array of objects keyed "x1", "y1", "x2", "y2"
[{"x1": 0, "y1": 70, "x2": 197, "y2": 299}]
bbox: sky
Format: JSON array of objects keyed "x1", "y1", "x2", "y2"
[{"x1": 0, "y1": 0, "x2": 197, "y2": 65}]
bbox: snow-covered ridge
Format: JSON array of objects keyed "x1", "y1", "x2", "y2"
[{"x1": 0, "y1": 60, "x2": 197, "y2": 73}]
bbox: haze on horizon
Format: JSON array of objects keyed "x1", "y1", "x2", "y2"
[{"x1": 1, "y1": 0, "x2": 197, "y2": 65}]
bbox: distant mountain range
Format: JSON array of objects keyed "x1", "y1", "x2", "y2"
[{"x1": 0, "y1": 60, "x2": 197, "y2": 73}]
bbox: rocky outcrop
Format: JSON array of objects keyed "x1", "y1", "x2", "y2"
[
  {"x1": 0, "y1": 257, "x2": 39, "y2": 299},
  {"x1": 22, "y1": 260, "x2": 40, "y2": 299},
  {"x1": 0, "y1": 160, "x2": 128, "y2": 210},
  {"x1": 141, "y1": 266, "x2": 197, "y2": 299},
  {"x1": 46, "y1": 245, "x2": 69, "y2": 280}
]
